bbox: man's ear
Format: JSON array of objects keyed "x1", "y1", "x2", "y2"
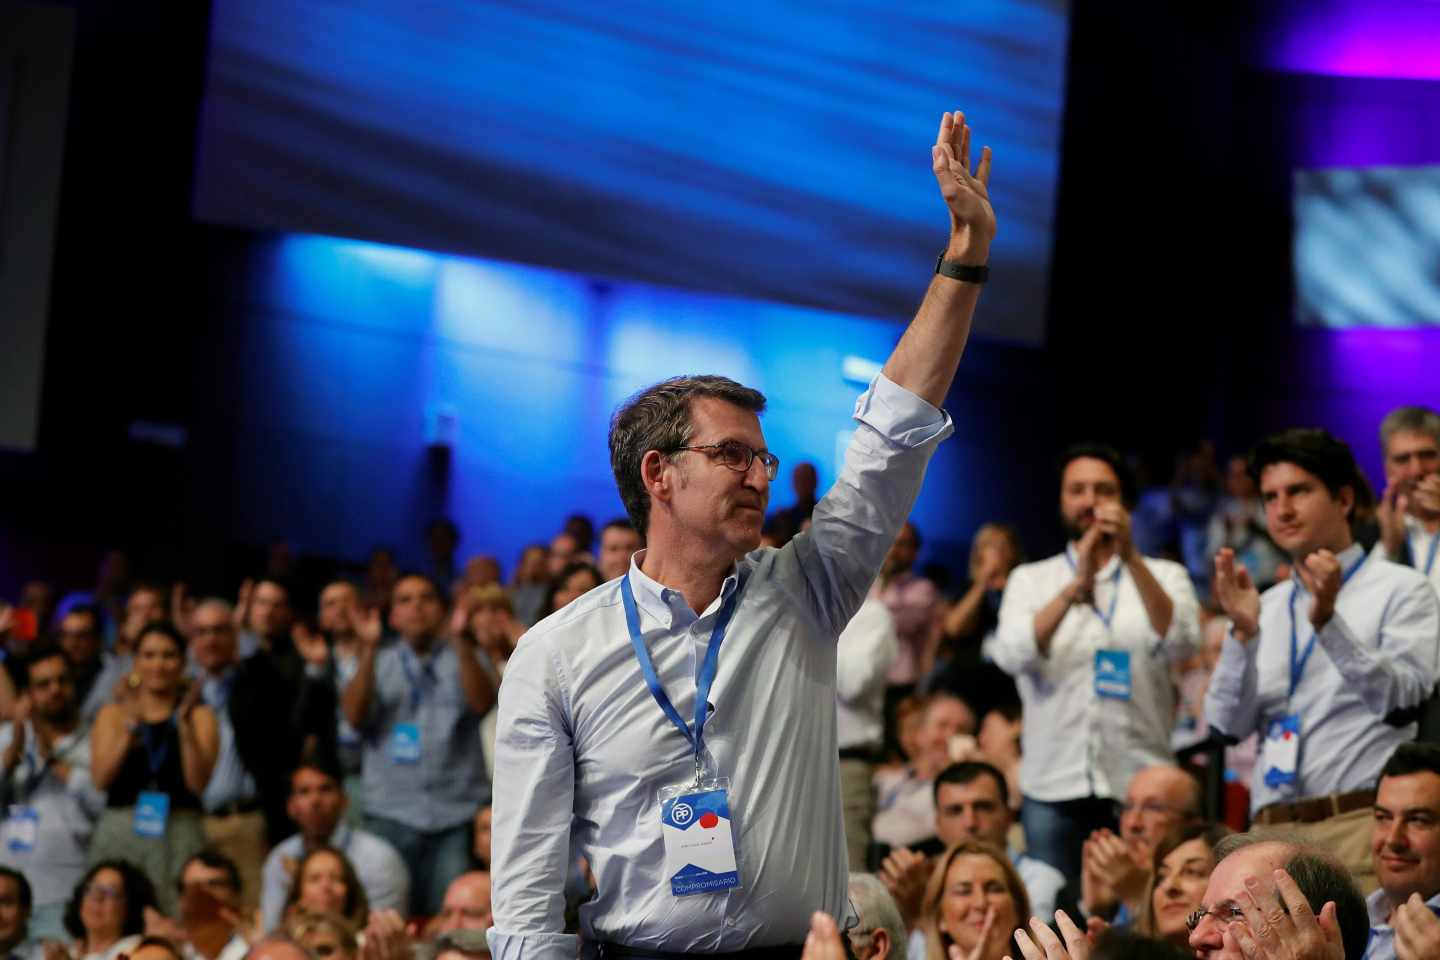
[
  {"x1": 868, "y1": 927, "x2": 890, "y2": 960},
  {"x1": 641, "y1": 450, "x2": 672, "y2": 504},
  {"x1": 1337, "y1": 484, "x2": 1355, "y2": 519}
]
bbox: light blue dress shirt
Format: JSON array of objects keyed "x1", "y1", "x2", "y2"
[
  {"x1": 1363, "y1": 886, "x2": 1440, "y2": 960},
  {"x1": 488, "y1": 374, "x2": 952, "y2": 960},
  {"x1": 200, "y1": 667, "x2": 258, "y2": 812},
  {"x1": 359, "y1": 641, "x2": 491, "y2": 831},
  {"x1": 1205, "y1": 543, "x2": 1440, "y2": 813}
]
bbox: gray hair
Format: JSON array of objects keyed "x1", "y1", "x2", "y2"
[
  {"x1": 424, "y1": 929, "x2": 491, "y2": 960},
  {"x1": 193, "y1": 597, "x2": 235, "y2": 619},
  {"x1": 608, "y1": 375, "x2": 766, "y2": 537},
  {"x1": 1380, "y1": 405, "x2": 1440, "y2": 454},
  {"x1": 848, "y1": 873, "x2": 906, "y2": 959}
]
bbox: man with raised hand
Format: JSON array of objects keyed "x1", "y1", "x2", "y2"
[
  {"x1": 1207, "y1": 428, "x2": 1440, "y2": 888},
  {"x1": 490, "y1": 109, "x2": 995, "y2": 960}
]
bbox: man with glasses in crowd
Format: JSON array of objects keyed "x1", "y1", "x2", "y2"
[{"x1": 490, "y1": 109, "x2": 997, "y2": 960}]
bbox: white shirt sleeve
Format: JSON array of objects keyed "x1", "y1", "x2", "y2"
[
  {"x1": 991, "y1": 565, "x2": 1046, "y2": 676},
  {"x1": 836, "y1": 600, "x2": 898, "y2": 704},
  {"x1": 487, "y1": 635, "x2": 580, "y2": 960},
  {"x1": 1204, "y1": 628, "x2": 1263, "y2": 742},
  {"x1": 1150, "y1": 559, "x2": 1202, "y2": 663},
  {"x1": 1316, "y1": 577, "x2": 1440, "y2": 716}
]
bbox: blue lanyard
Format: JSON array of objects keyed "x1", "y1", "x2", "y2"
[
  {"x1": 1064, "y1": 550, "x2": 1123, "y2": 629},
  {"x1": 1424, "y1": 532, "x2": 1439, "y2": 577},
  {"x1": 620, "y1": 576, "x2": 739, "y2": 785},
  {"x1": 141, "y1": 717, "x2": 175, "y2": 779},
  {"x1": 1288, "y1": 554, "x2": 1367, "y2": 696},
  {"x1": 399, "y1": 647, "x2": 434, "y2": 712}
]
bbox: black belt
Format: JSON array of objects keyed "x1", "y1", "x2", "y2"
[
  {"x1": 838, "y1": 746, "x2": 885, "y2": 763},
  {"x1": 596, "y1": 943, "x2": 803, "y2": 960}
]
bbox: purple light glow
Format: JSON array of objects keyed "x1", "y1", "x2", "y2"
[{"x1": 1264, "y1": 1, "x2": 1440, "y2": 80}]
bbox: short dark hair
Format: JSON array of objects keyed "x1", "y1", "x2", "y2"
[
  {"x1": 0, "y1": 867, "x2": 32, "y2": 912},
  {"x1": 180, "y1": 849, "x2": 242, "y2": 895},
  {"x1": 60, "y1": 603, "x2": 103, "y2": 634},
  {"x1": 23, "y1": 645, "x2": 71, "y2": 682},
  {"x1": 602, "y1": 517, "x2": 635, "y2": 535},
  {"x1": 133, "y1": 936, "x2": 186, "y2": 960},
  {"x1": 391, "y1": 572, "x2": 445, "y2": 605},
  {"x1": 1382, "y1": 741, "x2": 1440, "y2": 781},
  {"x1": 1210, "y1": 834, "x2": 1368, "y2": 960},
  {"x1": 609, "y1": 376, "x2": 767, "y2": 536},
  {"x1": 543, "y1": 562, "x2": 603, "y2": 617},
  {"x1": 933, "y1": 761, "x2": 1009, "y2": 809},
  {"x1": 1247, "y1": 428, "x2": 1373, "y2": 524},
  {"x1": 65, "y1": 860, "x2": 157, "y2": 939},
  {"x1": 1058, "y1": 443, "x2": 1138, "y2": 507},
  {"x1": 291, "y1": 749, "x2": 346, "y2": 790},
  {"x1": 134, "y1": 621, "x2": 187, "y2": 657}
]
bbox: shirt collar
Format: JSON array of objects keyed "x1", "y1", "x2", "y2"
[
  {"x1": 627, "y1": 550, "x2": 740, "y2": 629},
  {"x1": 326, "y1": 820, "x2": 354, "y2": 850},
  {"x1": 1063, "y1": 543, "x2": 1121, "y2": 579},
  {"x1": 1370, "y1": 885, "x2": 1440, "y2": 927}
]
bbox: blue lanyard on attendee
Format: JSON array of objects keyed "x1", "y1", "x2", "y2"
[
  {"x1": 1064, "y1": 551, "x2": 1123, "y2": 629},
  {"x1": 398, "y1": 647, "x2": 434, "y2": 712},
  {"x1": 620, "y1": 576, "x2": 740, "y2": 785},
  {"x1": 141, "y1": 717, "x2": 174, "y2": 779},
  {"x1": 1423, "y1": 532, "x2": 1439, "y2": 577},
  {"x1": 1288, "y1": 553, "x2": 1367, "y2": 697}
]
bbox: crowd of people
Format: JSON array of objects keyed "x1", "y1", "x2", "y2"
[{"x1": 3, "y1": 113, "x2": 1439, "y2": 960}]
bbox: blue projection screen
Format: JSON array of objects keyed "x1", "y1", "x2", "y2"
[
  {"x1": 1295, "y1": 165, "x2": 1440, "y2": 328},
  {"x1": 194, "y1": 1, "x2": 1068, "y2": 345}
]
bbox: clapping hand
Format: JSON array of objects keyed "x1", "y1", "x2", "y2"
[
  {"x1": 292, "y1": 621, "x2": 330, "y2": 668},
  {"x1": 1213, "y1": 548, "x2": 1261, "y2": 640},
  {"x1": 349, "y1": 604, "x2": 383, "y2": 654},
  {"x1": 1092, "y1": 503, "x2": 1134, "y2": 561},
  {"x1": 879, "y1": 847, "x2": 931, "y2": 927},
  {"x1": 1008, "y1": 911, "x2": 1092, "y2": 960},
  {"x1": 1083, "y1": 829, "x2": 1148, "y2": 906},
  {"x1": 1292, "y1": 550, "x2": 1342, "y2": 631},
  {"x1": 1394, "y1": 891, "x2": 1440, "y2": 960},
  {"x1": 1223, "y1": 869, "x2": 1343, "y2": 960}
]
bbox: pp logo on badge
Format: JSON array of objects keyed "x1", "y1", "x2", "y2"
[{"x1": 671, "y1": 803, "x2": 695, "y2": 826}]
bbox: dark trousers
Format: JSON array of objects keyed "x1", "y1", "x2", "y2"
[{"x1": 1020, "y1": 795, "x2": 1117, "y2": 892}]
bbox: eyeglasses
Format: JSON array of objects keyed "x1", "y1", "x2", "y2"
[
  {"x1": 1113, "y1": 800, "x2": 1193, "y2": 820},
  {"x1": 84, "y1": 884, "x2": 126, "y2": 903},
  {"x1": 670, "y1": 440, "x2": 780, "y2": 481},
  {"x1": 1186, "y1": 903, "x2": 1246, "y2": 932}
]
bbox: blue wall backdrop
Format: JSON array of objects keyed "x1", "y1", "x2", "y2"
[
  {"x1": 192, "y1": 0, "x2": 1070, "y2": 347},
  {"x1": 203, "y1": 233, "x2": 1052, "y2": 576}
]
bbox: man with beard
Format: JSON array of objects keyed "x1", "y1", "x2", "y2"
[
  {"x1": 0, "y1": 649, "x2": 102, "y2": 938},
  {"x1": 1208, "y1": 429, "x2": 1440, "y2": 888},
  {"x1": 992, "y1": 443, "x2": 1200, "y2": 888}
]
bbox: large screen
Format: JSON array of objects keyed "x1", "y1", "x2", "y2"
[
  {"x1": 193, "y1": 0, "x2": 1069, "y2": 345},
  {"x1": 1294, "y1": 165, "x2": 1440, "y2": 328}
]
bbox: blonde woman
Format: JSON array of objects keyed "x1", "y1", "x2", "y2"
[{"x1": 919, "y1": 841, "x2": 1030, "y2": 960}]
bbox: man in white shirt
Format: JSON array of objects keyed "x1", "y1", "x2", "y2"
[
  {"x1": 1208, "y1": 428, "x2": 1440, "y2": 889},
  {"x1": 1365, "y1": 742, "x2": 1440, "y2": 959},
  {"x1": 992, "y1": 443, "x2": 1200, "y2": 887},
  {"x1": 489, "y1": 109, "x2": 997, "y2": 960},
  {"x1": 836, "y1": 598, "x2": 897, "y2": 870},
  {"x1": 1373, "y1": 406, "x2": 1440, "y2": 591}
]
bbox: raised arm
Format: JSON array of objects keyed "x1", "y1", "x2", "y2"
[
  {"x1": 341, "y1": 608, "x2": 384, "y2": 730},
  {"x1": 880, "y1": 110, "x2": 996, "y2": 407}
]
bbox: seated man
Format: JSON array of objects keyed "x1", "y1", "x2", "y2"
[
  {"x1": 1187, "y1": 833, "x2": 1368, "y2": 959},
  {"x1": 1365, "y1": 742, "x2": 1440, "y2": 959},
  {"x1": 434, "y1": 872, "x2": 492, "y2": 934},
  {"x1": 872, "y1": 692, "x2": 974, "y2": 850},
  {"x1": 169, "y1": 851, "x2": 250, "y2": 960},
  {"x1": 844, "y1": 874, "x2": 904, "y2": 960},
  {"x1": 1208, "y1": 429, "x2": 1440, "y2": 889},
  {"x1": 259, "y1": 757, "x2": 410, "y2": 932},
  {"x1": 933, "y1": 761, "x2": 1066, "y2": 918},
  {"x1": 0, "y1": 867, "x2": 44, "y2": 960},
  {"x1": 1081, "y1": 764, "x2": 1202, "y2": 924}
]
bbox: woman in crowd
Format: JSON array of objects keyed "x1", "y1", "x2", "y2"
[
  {"x1": 89, "y1": 622, "x2": 218, "y2": 914},
  {"x1": 920, "y1": 841, "x2": 1030, "y2": 960},
  {"x1": 542, "y1": 562, "x2": 602, "y2": 617},
  {"x1": 286, "y1": 912, "x2": 359, "y2": 960},
  {"x1": 62, "y1": 861, "x2": 158, "y2": 960},
  {"x1": 1140, "y1": 823, "x2": 1231, "y2": 949},
  {"x1": 281, "y1": 847, "x2": 370, "y2": 931}
]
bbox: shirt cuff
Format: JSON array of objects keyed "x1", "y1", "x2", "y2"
[
  {"x1": 852, "y1": 373, "x2": 954, "y2": 448},
  {"x1": 487, "y1": 930, "x2": 578, "y2": 960}
]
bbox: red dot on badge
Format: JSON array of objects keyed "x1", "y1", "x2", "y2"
[{"x1": 699, "y1": 812, "x2": 719, "y2": 829}]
